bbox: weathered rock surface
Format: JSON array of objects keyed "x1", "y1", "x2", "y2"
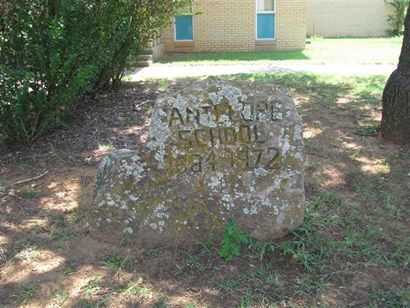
[{"x1": 92, "y1": 78, "x2": 305, "y2": 246}]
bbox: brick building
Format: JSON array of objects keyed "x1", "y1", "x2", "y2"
[
  {"x1": 308, "y1": 0, "x2": 394, "y2": 37},
  {"x1": 160, "y1": 0, "x2": 308, "y2": 53},
  {"x1": 147, "y1": 0, "x2": 393, "y2": 58}
]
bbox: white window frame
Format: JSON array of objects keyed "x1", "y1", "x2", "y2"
[
  {"x1": 256, "y1": 0, "x2": 276, "y2": 41},
  {"x1": 174, "y1": 4, "x2": 195, "y2": 42}
]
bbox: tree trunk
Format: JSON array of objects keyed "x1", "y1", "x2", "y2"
[{"x1": 381, "y1": 5, "x2": 410, "y2": 145}]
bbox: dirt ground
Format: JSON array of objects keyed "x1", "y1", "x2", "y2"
[{"x1": 0, "y1": 75, "x2": 409, "y2": 307}]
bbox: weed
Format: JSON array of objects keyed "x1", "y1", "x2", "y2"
[
  {"x1": 382, "y1": 192, "x2": 399, "y2": 215},
  {"x1": 345, "y1": 147, "x2": 360, "y2": 159},
  {"x1": 356, "y1": 121, "x2": 379, "y2": 137},
  {"x1": 154, "y1": 295, "x2": 171, "y2": 308},
  {"x1": 370, "y1": 288, "x2": 410, "y2": 307},
  {"x1": 68, "y1": 212, "x2": 82, "y2": 224},
  {"x1": 30, "y1": 234, "x2": 46, "y2": 245},
  {"x1": 239, "y1": 292, "x2": 254, "y2": 307},
  {"x1": 18, "y1": 187, "x2": 39, "y2": 199},
  {"x1": 121, "y1": 278, "x2": 151, "y2": 298},
  {"x1": 219, "y1": 276, "x2": 246, "y2": 292},
  {"x1": 280, "y1": 190, "x2": 345, "y2": 272},
  {"x1": 101, "y1": 252, "x2": 125, "y2": 270},
  {"x1": 32, "y1": 224, "x2": 44, "y2": 234},
  {"x1": 219, "y1": 219, "x2": 248, "y2": 262},
  {"x1": 248, "y1": 238, "x2": 276, "y2": 260},
  {"x1": 143, "y1": 249, "x2": 159, "y2": 258},
  {"x1": 246, "y1": 264, "x2": 282, "y2": 288},
  {"x1": 10, "y1": 283, "x2": 37, "y2": 305},
  {"x1": 49, "y1": 213, "x2": 68, "y2": 229},
  {"x1": 96, "y1": 123, "x2": 113, "y2": 136},
  {"x1": 15, "y1": 246, "x2": 41, "y2": 261},
  {"x1": 54, "y1": 291, "x2": 68, "y2": 305},
  {"x1": 185, "y1": 254, "x2": 200, "y2": 268},
  {"x1": 63, "y1": 267, "x2": 75, "y2": 276},
  {"x1": 296, "y1": 277, "x2": 327, "y2": 295},
  {"x1": 77, "y1": 298, "x2": 111, "y2": 308},
  {"x1": 101, "y1": 252, "x2": 135, "y2": 272},
  {"x1": 281, "y1": 241, "x2": 319, "y2": 273},
  {"x1": 51, "y1": 228, "x2": 73, "y2": 241},
  {"x1": 198, "y1": 239, "x2": 214, "y2": 254},
  {"x1": 0, "y1": 244, "x2": 7, "y2": 264},
  {"x1": 97, "y1": 142, "x2": 116, "y2": 152},
  {"x1": 77, "y1": 298, "x2": 94, "y2": 308},
  {"x1": 82, "y1": 274, "x2": 102, "y2": 296},
  {"x1": 120, "y1": 237, "x2": 132, "y2": 247},
  {"x1": 17, "y1": 163, "x2": 34, "y2": 172}
]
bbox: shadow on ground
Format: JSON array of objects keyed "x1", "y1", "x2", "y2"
[{"x1": 0, "y1": 73, "x2": 409, "y2": 307}]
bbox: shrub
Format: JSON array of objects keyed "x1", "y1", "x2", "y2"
[
  {"x1": 0, "y1": 0, "x2": 189, "y2": 142},
  {"x1": 386, "y1": 0, "x2": 410, "y2": 36}
]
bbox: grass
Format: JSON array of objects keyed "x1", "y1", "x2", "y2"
[
  {"x1": 17, "y1": 187, "x2": 39, "y2": 199},
  {"x1": 355, "y1": 121, "x2": 379, "y2": 137},
  {"x1": 54, "y1": 291, "x2": 68, "y2": 306},
  {"x1": 10, "y1": 283, "x2": 37, "y2": 305},
  {"x1": 1, "y1": 71, "x2": 409, "y2": 307},
  {"x1": 101, "y1": 252, "x2": 126, "y2": 270},
  {"x1": 82, "y1": 274, "x2": 102, "y2": 297},
  {"x1": 157, "y1": 37, "x2": 402, "y2": 65},
  {"x1": 370, "y1": 288, "x2": 410, "y2": 307},
  {"x1": 120, "y1": 278, "x2": 151, "y2": 298},
  {"x1": 49, "y1": 213, "x2": 68, "y2": 229},
  {"x1": 101, "y1": 251, "x2": 136, "y2": 272}
]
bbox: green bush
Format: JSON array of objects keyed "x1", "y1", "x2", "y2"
[
  {"x1": 0, "y1": 0, "x2": 189, "y2": 142},
  {"x1": 387, "y1": 0, "x2": 410, "y2": 36}
]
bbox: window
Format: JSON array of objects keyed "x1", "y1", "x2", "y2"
[
  {"x1": 175, "y1": 5, "x2": 194, "y2": 41},
  {"x1": 257, "y1": 0, "x2": 275, "y2": 40}
]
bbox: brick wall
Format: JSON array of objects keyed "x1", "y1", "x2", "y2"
[
  {"x1": 276, "y1": 0, "x2": 308, "y2": 50},
  {"x1": 161, "y1": 0, "x2": 307, "y2": 53},
  {"x1": 308, "y1": 0, "x2": 394, "y2": 37}
]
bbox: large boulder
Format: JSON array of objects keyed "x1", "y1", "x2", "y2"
[{"x1": 91, "y1": 78, "x2": 305, "y2": 246}]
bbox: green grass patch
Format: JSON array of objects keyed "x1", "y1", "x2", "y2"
[
  {"x1": 54, "y1": 291, "x2": 68, "y2": 306},
  {"x1": 121, "y1": 278, "x2": 151, "y2": 298},
  {"x1": 355, "y1": 121, "x2": 379, "y2": 137},
  {"x1": 158, "y1": 49, "x2": 309, "y2": 64},
  {"x1": 82, "y1": 274, "x2": 102, "y2": 297},
  {"x1": 370, "y1": 288, "x2": 410, "y2": 307},
  {"x1": 17, "y1": 187, "x2": 39, "y2": 199},
  {"x1": 10, "y1": 283, "x2": 37, "y2": 305},
  {"x1": 101, "y1": 252, "x2": 125, "y2": 270},
  {"x1": 157, "y1": 37, "x2": 402, "y2": 65},
  {"x1": 101, "y1": 252, "x2": 135, "y2": 272},
  {"x1": 49, "y1": 213, "x2": 68, "y2": 229}
]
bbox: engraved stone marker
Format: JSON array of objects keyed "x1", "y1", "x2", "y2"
[{"x1": 92, "y1": 78, "x2": 305, "y2": 246}]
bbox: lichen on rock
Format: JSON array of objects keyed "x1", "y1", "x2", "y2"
[{"x1": 91, "y1": 78, "x2": 305, "y2": 246}]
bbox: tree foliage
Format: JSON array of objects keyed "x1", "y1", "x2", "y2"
[
  {"x1": 0, "y1": 0, "x2": 189, "y2": 142},
  {"x1": 387, "y1": 0, "x2": 410, "y2": 36}
]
